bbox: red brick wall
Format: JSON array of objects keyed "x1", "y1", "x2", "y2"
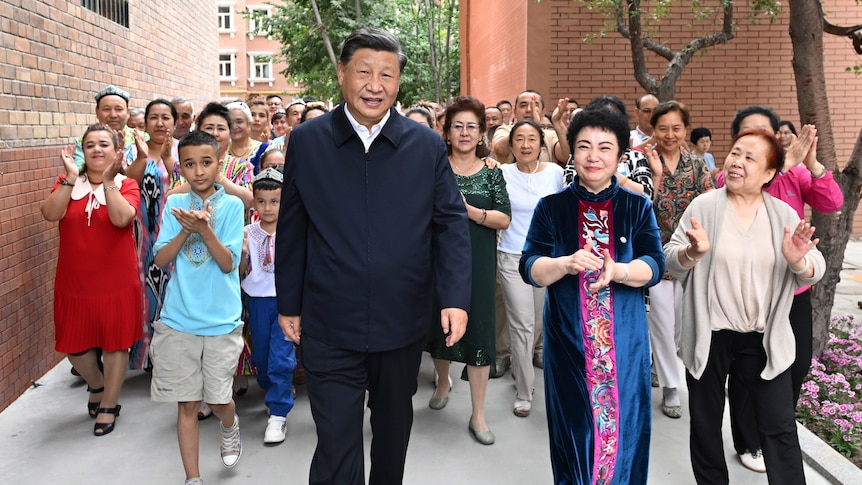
[
  {"x1": 464, "y1": 0, "x2": 862, "y2": 212},
  {"x1": 0, "y1": 1, "x2": 220, "y2": 411}
]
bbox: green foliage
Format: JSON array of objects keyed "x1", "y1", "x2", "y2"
[
  {"x1": 251, "y1": 0, "x2": 459, "y2": 106},
  {"x1": 846, "y1": 64, "x2": 862, "y2": 75}
]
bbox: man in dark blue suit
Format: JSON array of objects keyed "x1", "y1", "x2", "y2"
[{"x1": 275, "y1": 28, "x2": 471, "y2": 485}]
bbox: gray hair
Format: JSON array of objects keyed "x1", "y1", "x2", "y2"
[{"x1": 226, "y1": 101, "x2": 253, "y2": 123}]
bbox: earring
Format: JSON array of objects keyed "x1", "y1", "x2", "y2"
[
  {"x1": 446, "y1": 139, "x2": 451, "y2": 145},
  {"x1": 477, "y1": 139, "x2": 484, "y2": 146}
]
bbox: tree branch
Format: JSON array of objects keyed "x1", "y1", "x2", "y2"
[
  {"x1": 823, "y1": 18, "x2": 862, "y2": 37},
  {"x1": 624, "y1": 0, "x2": 659, "y2": 94}
]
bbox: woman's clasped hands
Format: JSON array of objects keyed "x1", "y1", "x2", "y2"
[{"x1": 563, "y1": 238, "x2": 619, "y2": 292}]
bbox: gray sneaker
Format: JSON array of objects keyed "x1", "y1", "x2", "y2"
[
  {"x1": 220, "y1": 415, "x2": 242, "y2": 468},
  {"x1": 491, "y1": 356, "x2": 510, "y2": 378}
]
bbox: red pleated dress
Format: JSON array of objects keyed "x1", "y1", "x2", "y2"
[{"x1": 52, "y1": 175, "x2": 142, "y2": 353}]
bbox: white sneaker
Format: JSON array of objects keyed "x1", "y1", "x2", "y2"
[
  {"x1": 263, "y1": 416, "x2": 287, "y2": 444},
  {"x1": 739, "y1": 449, "x2": 766, "y2": 473},
  {"x1": 220, "y1": 415, "x2": 242, "y2": 468},
  {"x1": 184, "y1": 479, "x2": 203, "y2": 485}
]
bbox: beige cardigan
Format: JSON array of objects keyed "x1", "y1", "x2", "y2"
[{"x1": 664, "y1": 189, "x2": 825, "y2": 380}]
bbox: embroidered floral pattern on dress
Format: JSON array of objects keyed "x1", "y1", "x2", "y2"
[
  {"x1": 247, "y1": 223, "x2": 275, "y2": 273},
  {"x1": 578, "y1": 201, "x2": 620, "y2": 485},
  {"x1": 182, "y1": 188, "x2": 223, "y2": 267}
]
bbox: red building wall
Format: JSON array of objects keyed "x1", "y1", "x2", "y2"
[
  {"x1": 462, "y1": 0, "x2": 861, "y2": 181},
  {"x1": 0, "y1": 0, "x2": 220, "y2": 411}
]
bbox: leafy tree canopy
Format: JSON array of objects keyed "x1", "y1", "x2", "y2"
[{"x1": 253, "y1": 0, "x2": 460, "y2": 106}]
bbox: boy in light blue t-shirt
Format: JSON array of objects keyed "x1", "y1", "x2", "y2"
[{"x1": 151, "y1": 131, "x2": 245, "y2": 485}]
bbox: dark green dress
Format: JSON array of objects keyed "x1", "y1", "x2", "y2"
[{"x1": 426, "y1": 165, "x2": 511, "y2": 366}]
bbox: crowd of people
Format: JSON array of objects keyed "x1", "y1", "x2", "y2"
[{"x1": 41, "y1": 26, "x2": 841, "y2": 485}]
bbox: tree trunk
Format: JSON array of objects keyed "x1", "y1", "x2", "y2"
[
  {"x1": 310, "y1": 0, "x2": 338, "y2": 75},
  {"x1": 789, "y1": 0, "x2": 862, "y2": 356}
]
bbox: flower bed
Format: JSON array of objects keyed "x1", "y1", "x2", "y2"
[{"x1": 796, "y1": 315, "x2": 862, "y2": 468}]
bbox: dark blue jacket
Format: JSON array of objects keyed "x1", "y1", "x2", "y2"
[{"x1": 275, "y1": 104, "x2": 472, "y2": 352}]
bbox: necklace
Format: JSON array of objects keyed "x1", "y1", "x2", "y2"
[
  {"x1": 229, "y1": 141, "x2": 254, "y2": 159},
  {"x1": 451, "y1": 158, "x2": 477, "y2": 176}
]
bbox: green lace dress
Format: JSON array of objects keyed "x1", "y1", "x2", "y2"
[{"x1": 426, "y1": 165, "x2": 510, "y2": 366}]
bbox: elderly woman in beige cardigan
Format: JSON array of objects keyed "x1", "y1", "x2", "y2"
[{"x1": 660, "y1": 129, "x2": 824, "y2": 485}]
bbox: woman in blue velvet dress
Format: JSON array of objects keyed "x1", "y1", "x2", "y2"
[{"x1": 519, "y1": 108, "x2": 665, "y2": 484}]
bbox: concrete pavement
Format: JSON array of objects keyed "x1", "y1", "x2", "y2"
[{"x1": 2, "y1": 240, "x2": 860, "y2": 484}]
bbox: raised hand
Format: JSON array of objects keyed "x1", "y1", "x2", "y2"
[
  {"x1": 101, "y1": 158, "x2": 123, "y2": 183},
  {"x1": 782, "y1": 221, "x2": 818, "y2": 267},
  {"x1": 59, "y1": 145, "x2": 79, "y2": 182},
  {"x1": 784, "y1": 124, "x2": 816, "y2": 170},
  {"x1": 685, "y1": 217, "x2": 710, "y2": 258},
  {"x1": 132, "y1": 129, "x2": 149, "y2": 163}
]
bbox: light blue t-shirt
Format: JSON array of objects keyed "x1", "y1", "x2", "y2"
[{"x1": 154, "y1": 185, "x2": 244, "y2": 336}]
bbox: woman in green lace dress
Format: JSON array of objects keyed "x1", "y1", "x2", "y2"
[{"x1": 425, "y1": 96, "x2": 511, "y2": 445}]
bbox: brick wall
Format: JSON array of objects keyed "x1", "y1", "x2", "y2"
[
  {"x1": 0, "y1": 0, "x2": 220, "y2": 411},
  {"x1": 464, "y1": 0, "x2": 862, "y2": 201}
]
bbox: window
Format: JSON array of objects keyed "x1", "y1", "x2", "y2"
[
  {"x1": 219, "y1": 51, "x2": 237, "y2": 85},
  {"x1": 81, "y1": 0, "x2": 129, "y2": 28},
  {"x1": 247, "y1": 5, "x2": 272, "y2": 39},
  {"x1": 218, "y1": 2, "x2": 236, "y2": 37},
  {"x1": 248, "y1": 53, "x2": 274, "y2": 87}
]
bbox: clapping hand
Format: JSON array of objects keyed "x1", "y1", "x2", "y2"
[
  {"x1": 101, "y1": 158, "x2": 123, "y2": 183},
  {"x1": 784, "y1": 124, "x2": 816, "y2": 171},
  {"x1": 59, "y1": 145, "x2": 79, "y2": 183},
  {"x1": 172, "y1": 200, "x2": 213, "y2": 235},
  {"x1": 563, "y1": 238, "x2": 604, "y2": 276},
  {"x1": 684, "y1": 217, "x2": 710, "y2": 259},
  {"x1": 782, "y1": 221, "x2": 818, "y2": 267}
]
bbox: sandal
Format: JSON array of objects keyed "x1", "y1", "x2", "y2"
[
  {"x1": 86, "y1": 386, "x2": 104, "y2": 418},
  {"x1": 93, "y1": 405, "x2": 121, "y2": 436}
]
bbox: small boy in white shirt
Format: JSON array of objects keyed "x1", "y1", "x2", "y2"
[{"x1": 241, "y1": 167, "x2": 296, "y2": 444}]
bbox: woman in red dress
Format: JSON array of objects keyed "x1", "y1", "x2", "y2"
[{"x1": 41, "y1": 124, "x2": 142, "y2": 436}]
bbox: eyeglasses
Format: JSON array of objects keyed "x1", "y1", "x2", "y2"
[{"x1": 452, "y1": 123, "x2": 480, "y2": 132}]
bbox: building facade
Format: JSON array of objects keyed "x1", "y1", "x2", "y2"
[
  {"x1": 0, "y1": 0, "x2": 220, "y2": 411},
  {"x1": 217, "y1": 0, "x2": 301, "y2": 102}
]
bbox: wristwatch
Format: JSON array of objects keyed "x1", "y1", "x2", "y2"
[{"x1": 58, "y1": 176, "x2": 73, "y2": 186}]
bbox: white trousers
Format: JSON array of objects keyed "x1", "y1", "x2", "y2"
[
  {"x1": 646, "y1": 278, "x2": 684, "y2": 389},
  {"x1": 497, "y1": 251, "x2": 545, "y2": 402}
]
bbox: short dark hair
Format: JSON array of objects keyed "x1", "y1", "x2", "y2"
[
  {"x1": 196, "y1": 102, "x2": 232, "y2": 132},
  {"x1": 253, "y1": 177, "x2": 282, "y2": 193},
  {"x1": 567, "y1": 97, "x2": 579, "y2": 107},
  {"x1": 778, "y1": 120, "x2": 797, "y2": 136},
  {"x1": 515, "y1": 90, "x2": 545, "y2": 110},
  {"x1": 178, "y1": 130, "x2": 219, "y2": 159},
  {"x1": 567, "y1": 108, "x2": 630, "y2": 159},
  {"x1": 265, "y1": 94, "x2": 283, "y2": 102},
  {"x1": 509, "y1": 120, "x2": 546, "y2": 149},
  {"x1": 339, "y1": 28, "x2": 408, "y2": 72},
  {"x1": 496, "y1": 100, "x2": 512, "y2": 110},
  {"x1": 145, "y1": 98, "x2": 178, "y2": 123},
  {"x1": 443, "y1": 96, "x2": 490, "y2": 158},
  {"x1": 584, "y1": 95, "x2": 628, "y2": 118},
  {"x1": 731, "y1": 105, "x2": 779, "y2": 138},
  {"x1": 301, "y1": 102, "x2": 329, "y2": 123},
  {"x1": 404, "y1": 106, "x2": 434, "y2": 128},
  {"x1": 691, "y1": 127, "x2": 712, "y2": 144},
  {"x1": 271, "y1": 111, "x2": 287, "y2": 124},
  {"x1": 650, "y1": 101, "x2": 690, "y2": 128}
]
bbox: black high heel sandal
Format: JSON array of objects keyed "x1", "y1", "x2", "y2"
[
  {"x1": 93, "y1": 405, "x2": 121, "y2": 436},
  {"x1": 87, "y1": 386, "x2": 104, "y2": 418}
]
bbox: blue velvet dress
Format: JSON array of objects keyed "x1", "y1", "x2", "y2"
[{"x1": 520, "y1": 176, "x2": 664, "y2": 485}]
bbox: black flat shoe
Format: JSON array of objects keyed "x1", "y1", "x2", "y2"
[
  {"x1": 87, "y1": 386, "x2": 104, "y2": 419},
  {"x1": 93, "y1": 405, "x2": 121, "y2": 436}
]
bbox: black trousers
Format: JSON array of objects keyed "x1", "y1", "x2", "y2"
[
  {"x1": 301, "y1": 333, "x2": 425, "y2": 485},
  {"x1": 728, "y1": 291, "x2": 813, "y2": 455},
  {"x1": 687, "y1": 330, "x2": 805, "y2": 485}
]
